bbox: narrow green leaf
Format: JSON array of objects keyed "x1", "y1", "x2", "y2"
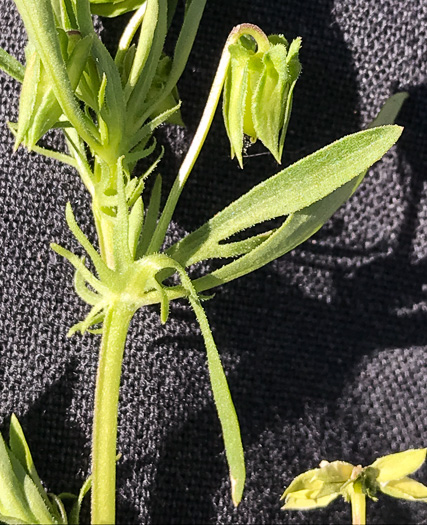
[
  {"x1": 67, "y1": 477, "x2": 91, "y2": 525},
  {"x1": 128, "y1": 99, "x2": 180, "y2": 157},
  {"x1": 168, "y1": 126, "x2": 403, "y2": 270},
  {"x1": 128, "y1": 0, "x2": 207, "y2": 135},
  {"x1": 372, "y1": 449, "x2": 427, "y2": 483},
  {"x1": 47, "y1": 494, "x2": 67, "y2": 525},
  {"x1": 148, "y1": 254, "x2": 245, "y2": 506},
  {"x1": 128, "y1": 197, "x2": 144, "y2": 258},
  {"x1": 0, "y1": 510, "x2": 32, "y2": 525},
  {"x1": 124, "y1": 0, "x2": 159, "y2": 94},
  {"x1": 14, "y1": 52, "x2": 41, "y2": 150},
  {"x1": 188, "y1": 293, "x2": 245, "y2": 506},
  {"x1": 252, "y1": 43, "x2": 288, "y2": 162},
  {"x1": 126, "y1": 138, "x2": 158, "y2": 180},
  {"x1": 74, "y1": 269, "x2": 101, "y2": 306},
  {"x1": 65, "y1": 202, "x2": 112, "y2": 283},
  {"x1": 51, "y1": 243, "x2": 107, "y2": 295},
  {"x1": 137, "y1": 174, "x2": 162, "y2": 257},
  {"x1": 0, "y1": 434, "x2": 34, "y2": 523},
  {"x1": 0, "y1": 47, "x2": 25, "y2": 82},
  {"x1": 27, "y1": 35, "x2": 93, "y2": 149},
  {"x1": 125, "y1": 0, "x2": 168, "y2": 131},
  {"x1": 98, "y1": 73, "x2": 108, "y2": 110},
  {"x1": 367, "y1": 92, "x2": 408, "y2": 129},
  {"x1": 1, "y1": 436, "x2": 56, "y2": 524},
  {"x1": 9, "y1": 416, "x2": 51, "y2": 514}
]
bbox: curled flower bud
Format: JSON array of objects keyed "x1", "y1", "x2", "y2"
[{"x1": 223, "y1": 26, "x2": 301, "y2": 167}]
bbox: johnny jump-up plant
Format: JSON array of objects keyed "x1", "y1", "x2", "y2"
[{"x1": 0, "y1": 0, "x2": 404, "y2": 523}]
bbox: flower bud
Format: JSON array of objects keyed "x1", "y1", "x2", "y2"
[{"x1": 223, "y1": 30, "x2": 301, "y2": 167}]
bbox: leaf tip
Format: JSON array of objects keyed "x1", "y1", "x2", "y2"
[{"x1": 231, "y1": 475, "x2": 242, "y2": 506}]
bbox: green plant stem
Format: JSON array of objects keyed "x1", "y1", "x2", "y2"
[
  {"x1": 146, "y1": 24, "x2": 269, "y2": 254},
  {"x1": 91, "y1": 302, "x2": 135, "y2": 525},
  {"x1": 351, "y1": 485, "x2": 366, "y2": 525}
]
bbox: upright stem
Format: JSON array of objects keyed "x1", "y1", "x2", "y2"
[
  {"x1": 351, "y1": 484, "x2": 366, "y2": 525},
  {"x1": 91, "y1": 302, "x2": 135, "y2": 525}
]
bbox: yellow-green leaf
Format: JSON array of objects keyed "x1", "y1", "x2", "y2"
[
  {"x1": 314, "y1": 461, "x2": 354, "y2": 483},
  {"x1": 371, "y1": 449, "x2": 427, "y2": 483},
  {"x1": 380, "y1": 477, "x2": 427, "y2": 501},
  {"x1": 282, "y1": 492, "x2": 339, "y2": 510},
  {"x1": 281, "y1": 469, "x2": 321, "y2": 499}
]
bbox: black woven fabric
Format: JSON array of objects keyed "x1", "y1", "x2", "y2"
[{"x1": 0, "y1": 0, "x2": 426, "y2": 523}]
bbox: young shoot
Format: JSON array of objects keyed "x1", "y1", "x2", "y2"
[
  {"x1": 281, "y1": 449, "x2": 427, "y2": 525},
  {"x1": 0, "y1": 1, "x2": 405, "y2": 523}
]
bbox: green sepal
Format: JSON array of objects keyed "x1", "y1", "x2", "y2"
[
  {"x1": 252, "y1": 43, "x2": 289, "y2": 162},
  {"x1": 223, "y1": 42, "x2": 251, "y2": 167},
  {"x1": 278, "y1": 37, "x2": 301, "y2": 160}
]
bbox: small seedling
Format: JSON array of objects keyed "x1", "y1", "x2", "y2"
[{"x1": 281, "y1": 449, "x2": 427, "y2": 524}]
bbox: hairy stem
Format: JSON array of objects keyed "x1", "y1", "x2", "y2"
[{"x1": 91, "y1": 303, "x2": 135, "y2": 525}]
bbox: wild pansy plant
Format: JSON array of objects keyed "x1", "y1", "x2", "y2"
[
  {"x1": 0, "y1": 0, "x2": 404, "y2": 523},
  {"x1": 281, "y1": 449, "x2": 427, "y2": 525}
]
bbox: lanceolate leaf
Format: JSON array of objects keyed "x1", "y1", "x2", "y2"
[
  {"x1": 0, "y1": 47, "x2": 25, "y2": 82},
  {"x1": 0, "y1": 424, "x2": 57, "y2": 524},
  {"x1": 168, "y1": 125, "x2": 402, "y2": 272},
  {"x1": 8, "y1": 415, "x2": 50, "y2": 513}
]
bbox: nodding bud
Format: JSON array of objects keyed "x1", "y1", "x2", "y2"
[{"x1": 223, "y1": 27, "x2": 301, "y2": 167}]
